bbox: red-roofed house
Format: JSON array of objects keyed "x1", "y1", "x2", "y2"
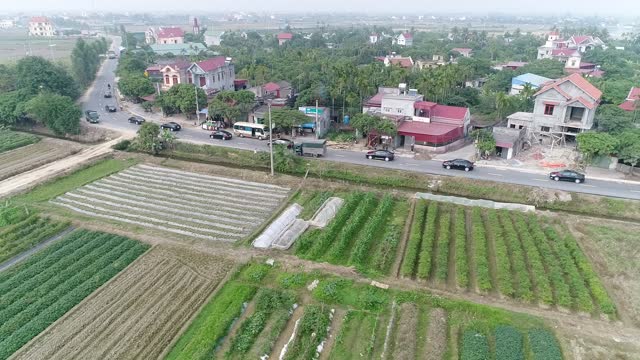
[
  {"x1": 277, "y1": 33, "x2": 293, "y2": 46},
  {"x1": 187, "y1": 56, "x2": 235, "y2": 93},
  {"x1": 568, "y1": 35, "x2": 606, "y2": 53},
  {"x1": 146, "y1": 27, "x2": 185, "y2": 45},
  {"x1": 538, "y1": 32, "x2": 606, "y2": 60},
  {"x1": 619, "y1": 87, "x2": 640, "y2": 112},
  {"x1": 507, "y1": 73, "x2": 602, "y2": 143},
  {"x1": 451, "y1": 48, "x2": 473, "y2": 58},
  {"x1": 159, "y1": 61, "x2": 191, "y2": 89},
  {"x1": 29, "y1": 16, "x2": 54, "y2": 37},
  {"x1": 396, "y1": 32, "x2": 413, "y2": 46},
  {"x1": 376, "y1": 54, "x2": 414, "y2": 69}
]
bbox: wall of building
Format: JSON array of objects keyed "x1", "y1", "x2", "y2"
[
  {"x1": 158, "y1": 36, "x2": 183, "y2": 44},
  {"x1": 381, "y1": 97, "x2": 422, "y2": 117}
]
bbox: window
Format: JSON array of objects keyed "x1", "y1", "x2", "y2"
[
  {"x1": 509, "y1": 124, "x2": 516, "y2": 129},
  {"x1": 172, "y1": 75, "x2": 178, "y2": 85},
  {"x1": 541, "y1": 126, "x2": 551, "y2": 132},
  {"x1": 569, "y1": 107, "x2": 584, "y2": 121},
  {"x1": 397, "y1": 108, "x2": 403, "y2": 113},
  {"x1": 164, "y1": 75, "x2": 170, "y2": 85},
  {"x1": 544, "y1": 104, "x2": 555, "y2": 115},
  {"x1": 199, "y1": 76, "x2": 206, "y2": 87}
]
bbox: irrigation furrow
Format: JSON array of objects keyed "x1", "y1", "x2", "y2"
[
  {"x1": 51, "y1": 201, "x2": 236, "y2": 242},
  {"x1": 87, "y1": 180, "x2": 264, "y2": 219},
  {"x1": 125, "y1": 168, "x2": 288, "y2": 200},
  {"x1": 55, "y1": 197, "x2": 242, "y2": 238},
  {"x1": 136, "y1": 164, "x2": 290, "y2": 192},
  {"x1": 64, "y1": 192, "x2": 246, "y2": 232}
]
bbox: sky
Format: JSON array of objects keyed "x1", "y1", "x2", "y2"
[{"x1": 5, "y1": 0, "x2": 639, "y2": 16}]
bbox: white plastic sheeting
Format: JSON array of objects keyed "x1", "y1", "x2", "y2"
[
  {"x1": 272, "y1": 219, "x2": 310, "y2": 250},
  {"x1": 414, "y1": 193, "x2": 536, "y2": 212},
  {"x1": 253, "y1": 204, "x2": 303, "y2": 249},
  {"x1": 309, "y1": 197, "x2": 344, "y2": 228}
]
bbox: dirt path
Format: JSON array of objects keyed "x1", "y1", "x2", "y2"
[
  {"x1": 0, "y1": 226, "x2": 74, "y2": 272},
  {"x1": 0, "y1": 136, "x2": 127, "y2": 199},
  {"x1": 391, "y1": 303, "x2": 419, "y2": 360},
  {"x1": 425, "y1": 308, "x2": 448, "y2": 360},
  {"x1": 318, "y1": 308, "x2": 346, "y2": 360},
  {"x1": 393, "y1": 198, "x2": 416, "y2": 277},
  {"x1": 270, "y1": 305, "x2": 305, "y2": 360}
]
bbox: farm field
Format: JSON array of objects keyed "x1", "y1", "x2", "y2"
[
  {"x1": 12, "y1": 245, "x2": 234, "y2": 360},
  {"x1": 0, "y1": 206, "x2": 70, "y2": 264},
  {"x1": 398, "y1": 200, "x2": 616, "y2": 318},
  {"x1": 294, "y1": 191, "x2": 410, "y2": 275},
  {"x1": 168, "y1": 262, "x2": 564, "y2": 360},
  {"x1": 0, "y1": 31, "x2": 79, "y2": 64},
  {"x1": 50, "y1": 164, "x2": 291, "y2": 242},
  {"x1": 0, "y1": 130, "x2": 39, "y2": 154},
  {"x1": 0, "y1": 229, "x2": 148, "y2": 360},
  {"x1": 0, "y1": 137, "x2": 84, "y2": 181}
]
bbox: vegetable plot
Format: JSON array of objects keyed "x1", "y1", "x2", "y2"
[
  {"x1": 0, "y1": 138, "x2": 83, "y2": 181},
  {"x1": 0, "y1": 130, "x2": 39, "y2": 154},
  {"x1": 51, "y1": 164, "x2": 290, "y2": 242}
]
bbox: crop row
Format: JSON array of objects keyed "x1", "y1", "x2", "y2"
[
  {"x1": 283, "y1": 304, "x2": 332, "y2": 360},
  {"x1": 486, "y1": 210, "x2": 515, "y2": 297},
  {"x1": 454, "y1": 208, "x2": 469, "y2": 288},
  {"x1": 416, "y1": 202, "x2": 438, "y2": 279},
  {"x1": 513, "y1": 214, "x2": 553, "y2": 305},
  {"x1": 326, "y1": 193, "x2": 377, "y2": 262},
  {"x1": 0, "y1": 131, "x2": 39, "y2": 154},
  {"x1": 400, "y1": 200, "x2": 427, "y2": 277},
  {"x1": 471, "y1": 208, "x2": 492, "y2": 292},
  {"x1": 0, "y1": 214, "x2": 70, "y2": 264},
  {"x1": 0, "y1": 230, "x2": 148, "y2": 360},
  {"x1": 498, "y1": 211, "x2": 534, "y2": 301},
  {"x1": 350, "y1": 194, "x2": 394, "y2": 268}
]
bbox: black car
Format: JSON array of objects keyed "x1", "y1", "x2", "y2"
[
  {"x1": 210, "y1": 130, "x2": 232, "y2": 140},
  {"x1": 103, "y1": 91, "x2": 112, "y2": 98},
  {"x1": 549, "y1": 170, "x2": 585, "y2": 184},
  {"x1": 128, "y1": 116, "x2": 145, "y2": 125},
  {"x1": 366, "y1": 149, "x2": 394, "y2": 161},
  {"x1": 442, "y1": 159, "x2": 474, "y2": 171},
  {"x1": 105, "y1": 105, "x2": 117, "y2": 112},
  {"x1": 161, "y1": 122, "x2": 181, "y2": 131},
  {"x1": 85, "y1": 110, "x2": 99, "y2": 123},
  {"x1": 268, "y1": 138, "x2": 294, "y2": 148}
]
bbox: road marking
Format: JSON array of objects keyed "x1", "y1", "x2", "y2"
[
  {"x1": 582, "y1": 184, "x2": 596, "y2": 188},
  {"x1": 487, "y1": 173, "x2": 503, "y2": 176},
  {"x1": 533, "y1": 179, "x2": 549, "y2": 182},
  {"x1": 334, "y1": 154, "x2": 345, "y2": 158}
]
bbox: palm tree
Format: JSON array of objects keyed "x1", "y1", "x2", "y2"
[{"x1": 495, "y1": 92, "x2": 512, "y2": 121}]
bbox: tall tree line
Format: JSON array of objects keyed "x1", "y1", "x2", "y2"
[{"x1": 71, "y1": 37, "x2": 109, "y2": 88}]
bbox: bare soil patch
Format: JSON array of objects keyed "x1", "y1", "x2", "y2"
[
  {"x1": 0, "y1": 138, "x2": 84, "y2": 181},
  {"x1": 392, "y1": 302, "x2": 419, "y2": 360},
  {"x1": 425, "y1": 308, "x2": 448, "y2": 360}
]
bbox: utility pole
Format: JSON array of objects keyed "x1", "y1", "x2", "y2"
[
  {"x1": 268, "y1": 102, "x2": 274, "y2": 176},
  {"x1": 194, "y1": 84, "x2": 200, "y2": 126},
  {"x1": 316, "y1": 99, "x2": 319, "y2": 140}
]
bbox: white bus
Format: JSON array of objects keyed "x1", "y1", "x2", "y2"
[{"x1": 232, "y1": 122, "x2": 270, "y2": 140}]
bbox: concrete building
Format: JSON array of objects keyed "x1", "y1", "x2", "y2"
[
  {"x1": 537, "y1": 31, "x2": 606, "y2": 60},
  {"x1": 451, "y1": 48, "x2": 473, "y2": 58},
  {"x1": 375, "y1": 54, "x2": 414, "y2": 69},
  {"x1": 0, "y1": 20, "x2": 15, "y2": 29},
  {"x1": 507, "y1": 73, "x2": 602, "y2": 144},
  {"x1": 510, "y1": 73, "x2": 552, "y2": 95},
  {"x1": 298, "y1": 106, "x2": 331, "y2": 138},
  {"x1": 395, "y1": 32, "x2": 413, "y2": 46},
  {"x1": 493, "y1": 127, "x2": 527, "y2": 160},
  {"x1": 187, "y1": 56, "x2": 235, "y2": 94},
  {"x1": 146, "y1": 27, "x2": 185, "y2": 45},
  {"x1": 204, "y1": 30, "x2": 225, "y2": 46},
  {"x1": 159, "y1": 61, "x2": 191, "y2": 90},
  {"x1": 28, "y1": 16, "x2": 54, "y2": 37},
  {"x1": 369, "y1": 33, "x2": 379, "y2": 44}
]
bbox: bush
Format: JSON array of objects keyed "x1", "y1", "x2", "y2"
[{"x1": 112, "y1": 139, "x2": 131, "y2": 151}]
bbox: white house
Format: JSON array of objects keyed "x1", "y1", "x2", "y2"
[
  {"x1": 369, "y1": 33, "x2": 379, "y2": 44},
  {"x1": 0, "y1": 20, "x2": 15, "y2": 29},
  {"x1": 28, "y1": 16, "x2": 54, "y2": 37},
  {"x1": 396, "y1": 32, "x2": 413, "y2": 46},
  {"x1": 205, "y1": 30, "x2": 225, "y2": 46},
  {"x1": 187, "y1": 56, "x2": 235, "y2": 94}
]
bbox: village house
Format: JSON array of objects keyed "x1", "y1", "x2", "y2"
[
  {"x1": 369, "y1": 33, "x2": 379, "y2": 44},
  {"x1": 363, "y1": 85, "x2": 471, "y2": 152},
  {"x1": 149, "y1": 42, "x2": 207, "y2": 56},
  {"x1": 493, "y1": 61, "x2": 528, "y2": 71},
  {"x1": 375, "y1": 54, "x2": 414, "y2": 69},
  {"x1": 510, "y1": 73, "x2": 552, "y2": 95},
  {"x1": 187, "y1": 57, "x2": 236, "y2": 94},
  {"x1": 415, "y1": 55, "x2": 448, "y2": 70},
  {"x1": 28, "y1": 16, "x2": 54, "y2": 37},
  {"x1": 395, "y1": 32, "x2": 413, "y2": 46},
  {"x1": 0, "y1": 20, "x2": 15, "y2": 29},
  {"x1": 537, "y1": 31, "x2": 606, "y2": 60},
  {"x1": 159, "y1": 61, "x2": 191, "y2": 90},
  {"x1": 619, "y1": 87, "x2": 640, "y2": 112},
  {"x1": 451, "y1": 48, "x2": 473, "y2": 58},
  {"x1": 204, "y1": 30, "x2": 225, "y2": 46},
  {"x1": 507, "y1": 73, "x2": 602, "y2": 144},
  {"x1": 563, "y1": 53, "x2": 605, "y2": 78},
  {"x1": 145, "y1": 27, "x2": 185, "y2": 45},
  {"x1": 277, "y1": 32, "x2": 293, "y2": 45}
]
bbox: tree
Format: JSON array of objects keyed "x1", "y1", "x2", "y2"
[
  {"x1": 471, "y1": 129, "x2": 496, "y2": 158},
  {"x1": 117, "y1": 52, "x2": 151, "y2": 76},
  {"x1": 350, "y1": 113, "x2": 397, "y2": 137},
  {"x1": 576, "y1": 132, "x2": 618, "y2": 161},
  {"x1": 160, "y1": 129, "x2": 177, "y2": 150},
  {"x1": 0, "y1": 64, "x2": 16, "y2": 93},
  {"x1": 135, "y1": 122, "x2": 162, "y2": 154},
  {"x1": 15, "y1": 57, "x2": 80, "y2": 99},
  {"x1": 25, "y1": 93, "x2": 82, "y2": 135},
  {"x1": 208, "y1": 90, "x2": 255, "y2": 123},
  {"x1": 517, "y1": 59, "x2": 565, "y2": 79},
  {"x1": 157, "y1": 84, "x2": 207, "y2": 116},
  {"x1": 595, "y1": 104, "x2": 634, "y2": 134},
  {"x1": 118, "y1": 75, "x2": 155, "y2": 102},
  {"x1": 71, "y1": 38, "x2": 100, "y2": 87},
  {"x1": 616, "y1": 130, "x2": 640, "y2": 173},
  {"x1": 270, "y1": 108, "x2": 309, "y2": 134},
  {"x1": 0, "y1": 90, "x2": 29, "y2": 126}
]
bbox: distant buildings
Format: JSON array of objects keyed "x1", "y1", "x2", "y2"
[
  {"x1": 395, "y1": 32, "x2": 413, "y2": 47},
  {"x1": 619, "y1": 87, "x2": 640, "y2": 112},
  {"x1": 507, "y1": 73, "x2": 602, "y2": 144},
  {"x1": 28, "y1": 16, "x2": 54, "y2": 37},
  {"x1": 0, "y1": 20, "x2": 15, "y2": 29},
  {"x1": 537, "y1": 31, "x2": 605, "y2": 60},
  {"x1": 510, "y1": 73, "x2": 552, "y2": 95},
  {"x1": 369, "y1": 33, "x2": 379, "y2": 44},
  {"x1": 493, "y1": 61, "x2": 528, "y2": 71},
  {"x1": 145, "y1": 27, "x2": 185, "y2": 45},
  {"x1": 451, "y1": 48, "x2": 473, "y2": 58},
  {"x1": 277, "y1": 33, "x2": 293, "y2": 46},
  {"x1": 204, "y1": 30, "x2": 225, "y2": 46}
]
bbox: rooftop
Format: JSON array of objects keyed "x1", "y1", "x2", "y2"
[
  {"x1": 398, "y1": 121, "x2": 459, "y2": 136},
  {"x1": 277, "y1": 33, "x2": 293, "y2": 40},
  {"x1": 534, "y1": 73, "x2": 602, "y2": 101},
  {"x1": 157, "y1": 27, "x2": 185, "y2": 39},
  {"x1": 195, "y1": 56, "x2": 229, "y2": 72},
  {"x1": 150, "y1": 42, "x2": 206, "y2": 55},
  {"x1": 30, "y1": 16, "x2": 50, "y2": 23},
  {"x1": 512, "y1": 73, "x2": 552, "y2": 87}
]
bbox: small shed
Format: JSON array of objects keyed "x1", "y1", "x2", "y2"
[{"x1": 493, "y1": 127, "x2": 527, "y2": 159}]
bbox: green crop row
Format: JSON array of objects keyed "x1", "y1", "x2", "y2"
[
  {"x1": 543, "y1": 228, "x2": 594, "y2": 313},
  {"x1": 327, "y1": 193, "x2": 377, "y2": 263},
  {"x1": 471, "y1": 208, "x2": 492, "y2": 292},
  {"x1": 166, "y1": 282, "x2": 258, "y2": 360},
  {"x1": 350, "y1": 194, "x2": 394, "y2": 268},
  {"x1": 0, "y1": 230, "x2": 147, "y2": 360},
  {"x1": 554, "y1": 229, "x2": 616, "y2": 315},
  {"x1": 486, "y1": 210, "x2": 514, "y2": 297},
  {"x1": 284, "y1": 304, "x2": 332, "y2": 360},
  {"x1": 0, "y1": 216, "x2": 70, "y2": 264},
  {"x1": 461, "y1": 329, "x2": 490, "y2": 360},
  {"x1": 528, "y1": 329, "x2": 563, "y2": 360},
  {"x1": 307, "y1": 192, "x2": 364, "y2": 259},
  {"x1": 498, "y1": 212, "x2": 533, "y2": 302},
  {"x1": 0, "y1": 131, "x2": 39, "y2": 154},
  {"x1": 526, "y1": 217, "x2": 572, "y2": 309},
  {"x1": 0, "y1": 206, "x2": 30, "y2": 227},
  {"x1": 417, "y1": 202, "x2": 438, "y2": 279},
  {"x1": 495, "y1": 325, "x2": 524, "y2": 360},
  {"x1": 512, "y1": 214, "x2": 553, "y2": 305},
  {"x1": 435, "y1": 208, "x2": 451, "y2": 282},
  {"x1": 401, "y1": 200, "x2": 428, "y2": 277},
  {"x1": 454, "y1": 208, "x2": 469, "y2": 288},
  {"x1": 299, "y1": 191, "x2": 333, "y2": 220},
  {"x1": 371, "y1": 224, "x2": 401, "y2": 274}
]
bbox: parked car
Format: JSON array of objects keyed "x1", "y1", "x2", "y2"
[
  {"x1": 127, "y1": 116, "x2": 145, "y2": 125},
  {"x1": 161, "y1": 122, "x2": 181, "y2": 131},
  {"x1": 549, "y1": 170, "x2": 585, "y2": 183},
  {"x1": 366, "y1": 149, "x2": 394, "y2": 161},
  {"x1": 268, "y1": 138, "x2": 294, "y2": 148},
  {"x1": 442, "y1": 159, "x2": 474, "y2": 172},
  {"x1": 85, "y1": 110, "x2": 99, "y2": 123},
  {"x1": 104, "y1": 105, "x2": 117, "y2": 112},
  {"x1": 103, "y1": 91, "x2": 112, "y2": 98},
  {"x1": 210, "y1": 130, "x2": 232, "y2": 140}
]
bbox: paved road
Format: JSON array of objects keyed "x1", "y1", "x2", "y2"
[{"x1": 84, "y1": 38, "x2": 640, "y2": 200}]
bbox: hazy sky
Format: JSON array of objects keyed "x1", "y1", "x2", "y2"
[{"x1": 6, "y1": 0, "x2": 639, "y2": 15}]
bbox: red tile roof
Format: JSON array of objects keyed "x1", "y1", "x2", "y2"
[
  {"x1": 432, "y1": 105, "x2": 469, "y2": 122},
  {"x1": 398, "y1": 121, "x2": 458, "y2": 136},
  {"x1": 401, "y1": 32, "x2": 413, "y2": 39},
  {"x1": 618, "y1": 87, "x2": 640, "y2": 112},
  {"x1": 30, "y1": 16, "x2": 49, "y2": 23},
  {"x1": 619, "y1": 100, "x2": 637, "y2": 112},
  {"x1": 389, "y1": 57, "x2": 414, "y2": 68},
  {"x1": 263, "y1": 82, "x2": 280, "y2": 92},
  {"x1": 571, "y1": 35, "x2": 592, "y2": 45},
  {"x1": 364, "y1": 93, "x2": 384, "y2": 107},
  {"x1": 551, "y1": 48, "x2": 579, "y2": 57},
  {"x1": 195, "y1": 57, "x2": 228, "y2": 72},
  {"x1": 157, "y1": 27, "x2": 185, "y2": 39},
  {"x1": 277, "y1": 33, "x2": 293, "y2": 40},
  {"x1": 414, "y1": 101, "x2": 437, "y2": 110},
  {"x1": 535, "y1": 73, "x2": 602, "y2": 101},
  {"x1": 627, "y1": 87, "x2": 640, "y2": 101}
]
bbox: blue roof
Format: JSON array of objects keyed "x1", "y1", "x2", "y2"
[
  {"x1": 512, "y1": 73, "x2": 552, "y2": 88},
  {"x1": 150, "y1": 42, "x2": 207, "y2": 55}
]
